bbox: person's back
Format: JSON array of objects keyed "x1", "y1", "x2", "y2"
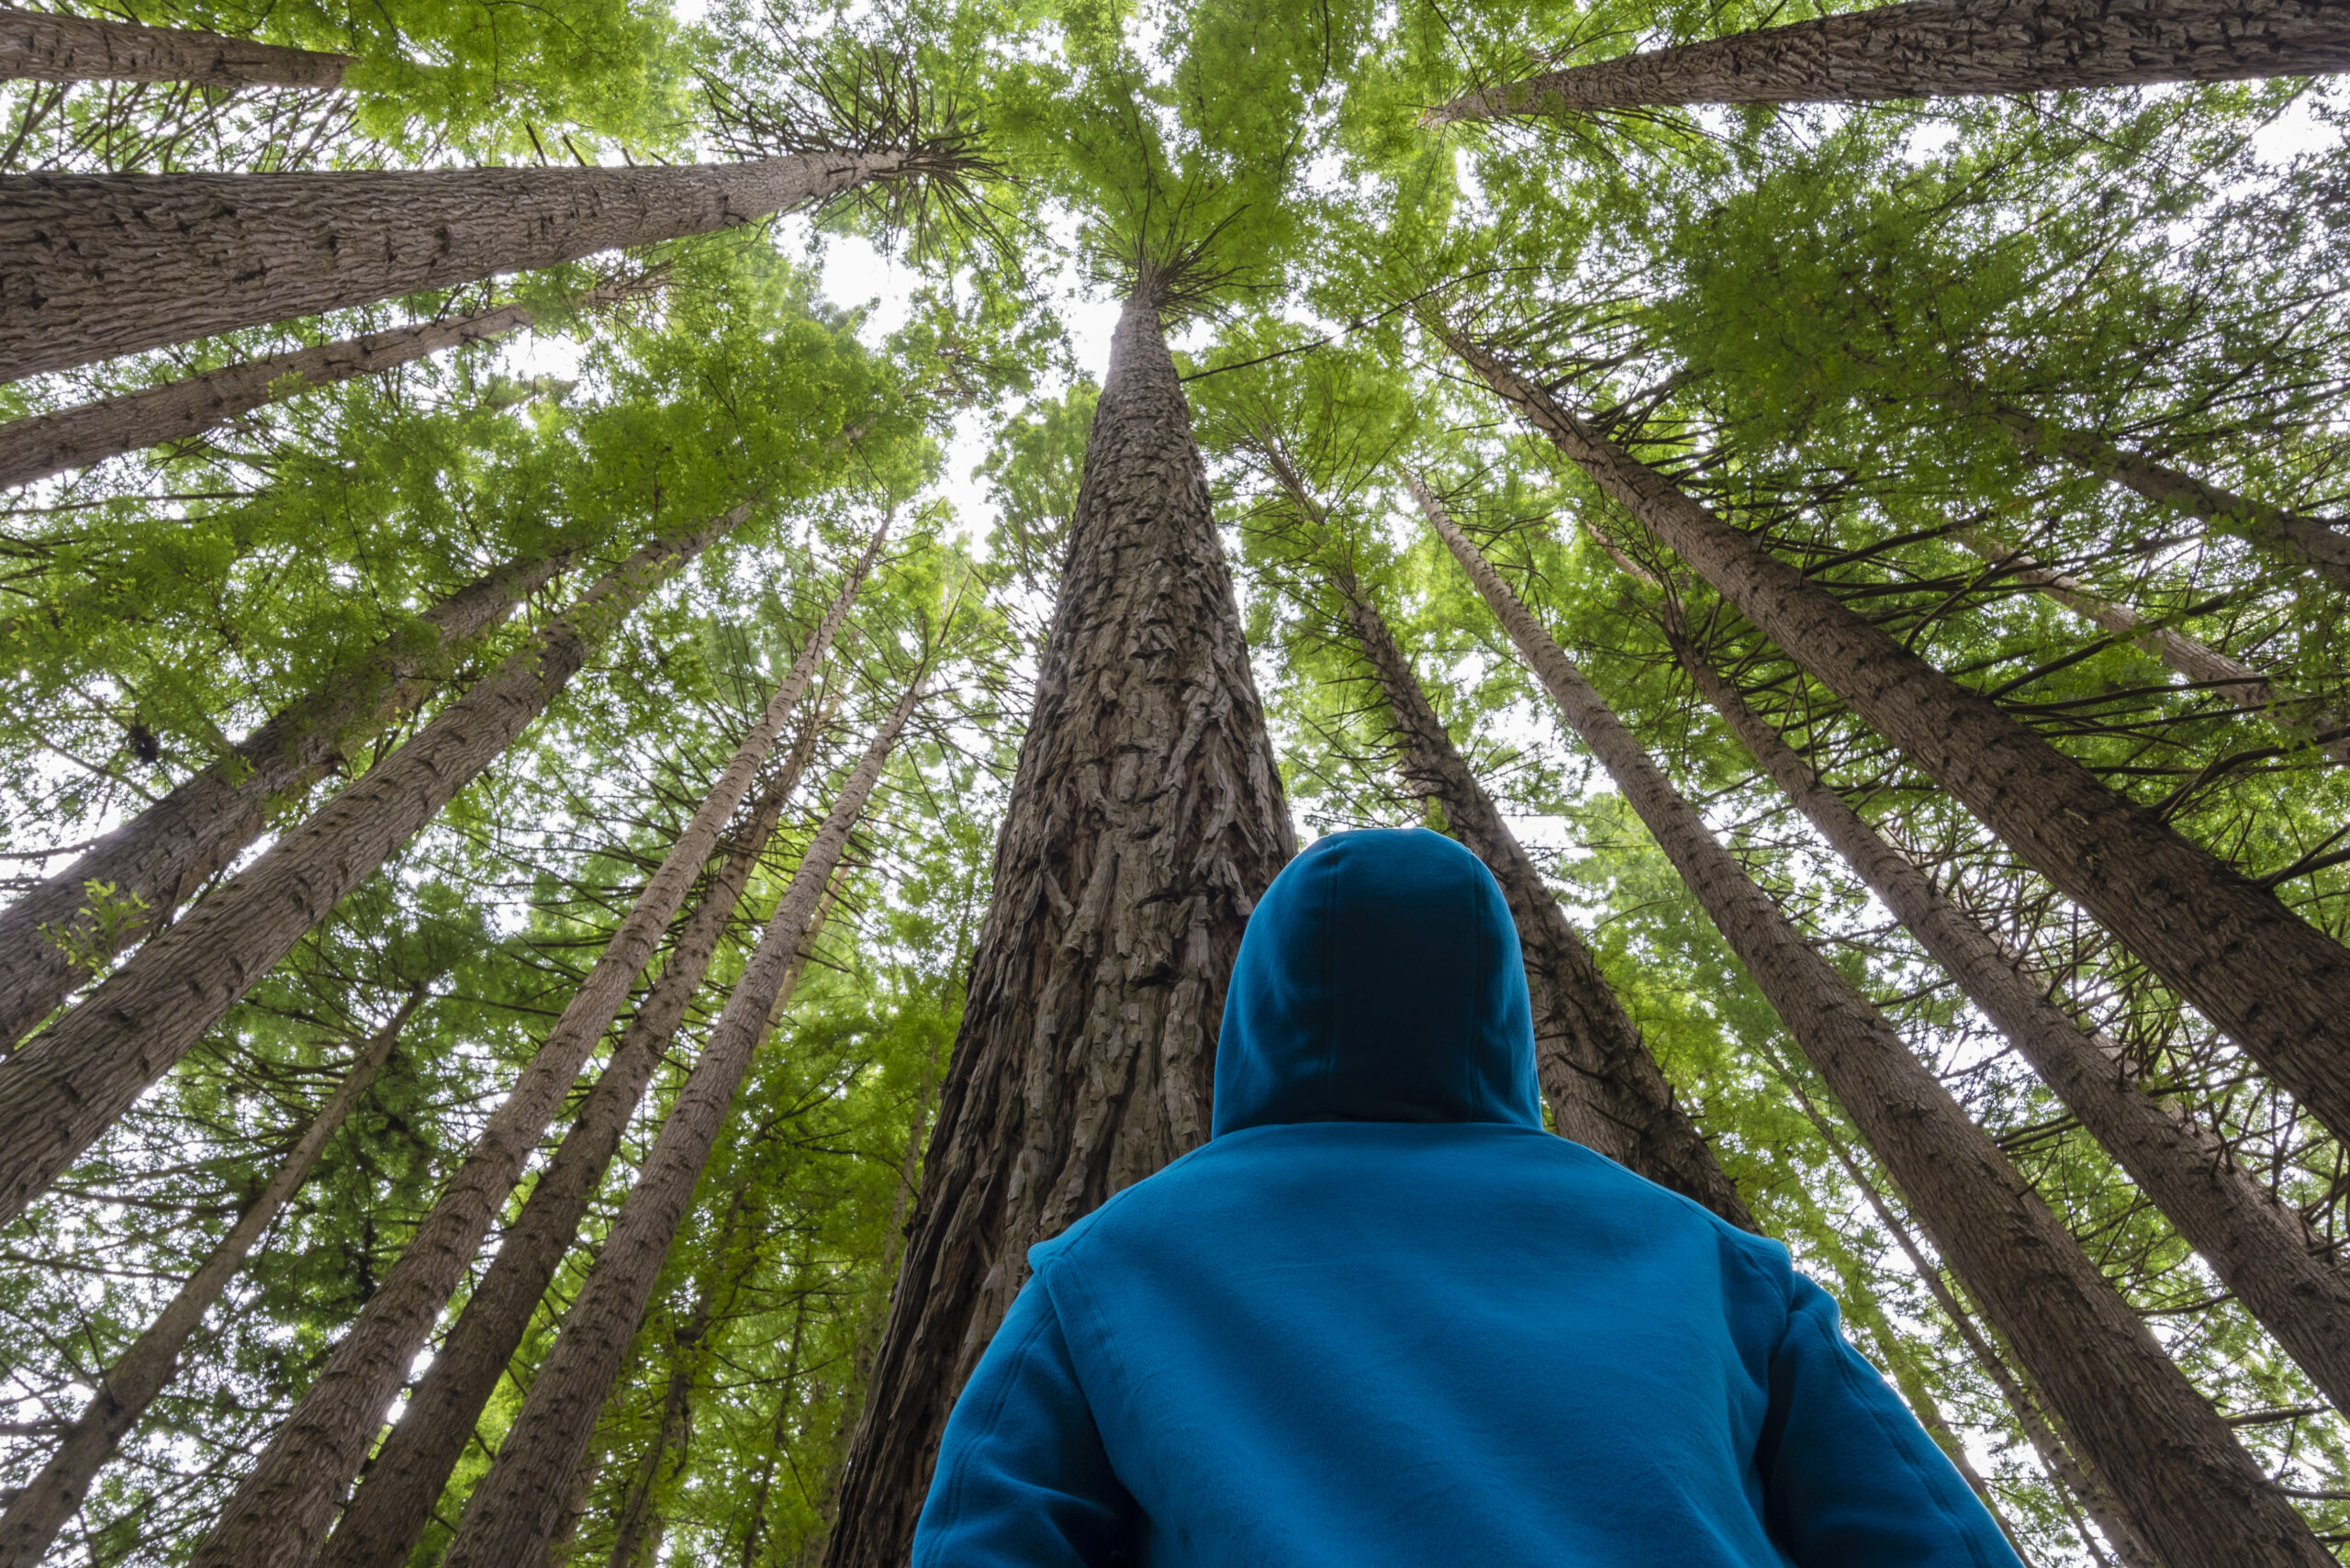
[{"x1": 914, "y1": 828, "x2": 2021, "y2": 1568}]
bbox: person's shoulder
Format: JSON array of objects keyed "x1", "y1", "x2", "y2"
[{"x1": 1537, "y1": 1134, "x2": 1796, "y2": 1294}]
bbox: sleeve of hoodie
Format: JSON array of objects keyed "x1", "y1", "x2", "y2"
[
  {"x1": 912, "y1": 1275, "x2": 1138, "y2": 1568},
  {"x1": 1761, "y1": 1272, "x2": 2023, "y2": 1568}
]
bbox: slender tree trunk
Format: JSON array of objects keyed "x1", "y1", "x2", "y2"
[
  {"x1": 1427, "y1": 495, "x2": 2329, "y2": 1568},
  {"x1": 185, "y1": 515, "x2": 886, "y2": 1568},
  {"x1": 735, "y1": 1289, "x2": 814, "y2": 1568},
  {"x1": 1953, "y1": 524, "x2": 2350, "y2": 761},
  {"x1": 822, "y1": 286, "x2": 1293, "y2": 1568},
  {"x1": 0, "y1": 991, "x2": 416, "y2": 1568},
  {"x1": 0, "y1": 510, "x2": 747, "y2": 1233},
  {"x1": 605, "y1": 1357, "x2": 692, "y2": 1568},
  {"x1": 0, "y1": 6, "x2": 351, "y2": 87},
  {"x1": 1423, "y1": 0, "x2": 2350, "y2": 122},
  {"x1": 438, "y1": 677, "x2": 925, "y2": 1568},
  {"x1": 0, "y1": 278, "x2": 645, "y2": 490},
  {"x1": 0, "y1": 151, "x2": 912, "y2": 381},
  {"x1": 1312, "y1": 546, "x2": 1751, "y2": 1224},
  {"x1": 0, "y1": 550, "x2": 564, "y2": 1055},
  {"x1": 1453, "y1": 336, "x2": 2350, "y2": 1140},
  {"x1": 316, "y1": 740, "x2": 812, "y2": 1568}
]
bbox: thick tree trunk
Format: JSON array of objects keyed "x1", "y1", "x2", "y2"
[
  {"x1": 1428, "y1": 498, "x2": 2329, "y2": 1568},
  {"x1": 0, "y1": 6, "x2": 352, "y2": 87},
  {"x1": 0, "y1": 278, "x2": 643, "y2": 490},
  {"x1": 0, "y1": 510, "x2": 747, "y2": 1234},
  {"x1": 0, "y1": 991, "x2": 416, "y2": 1568},
  {"x1": 1424, "y1": 0, "x2": 2350, "y2": 121},
  {"x1": 0, "y1": 551, "x2": 563, "y2": 1055},
  {"x1": 185, "y1": 515, "x2": 885, "y2": 1568},
  {"x1": 0, "y1": 151, "x2": 910, "y2": 381},
  {"x1": 823, "y1": 288, "x2": 1294, "y2": 1568},
  {"x1": 315, "y1": 745, "x2": 811, "y2": 1568},
  {"x1": 1309, "y1": 540, "x2": 1750, "y2": 1224},
  {"x1": 1953, "y1": 524, "x2": 2350, "y2": 762},
  {"x1": 438, "y1": 678, "x2": 923, "y2": 1568},
  {"x1": 1673, "y1": 627, "x2": 2350, "y2": 1411},
  {"x1": 1455, "y1": 337, "x2": 2350, "y2": 1141}
]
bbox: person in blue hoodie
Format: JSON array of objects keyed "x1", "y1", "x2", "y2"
[{"x1": 912, "y1": 827, "x2": 2023, "y2": 1567}]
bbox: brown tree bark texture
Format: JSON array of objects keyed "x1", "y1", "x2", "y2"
[
  {"x1": 439, "y1": 678, "x2": 923, "y2": 1568},
  {"x1": 1430, "y1": 503, "x2": 2329, "y2": 1568},
  {"x1": 0, "y1": 514, "x2": 737, "y2": 1237},
  {"x1": 822, "y1": 291, "x2": 1295, "y2": 1568},
  {"x1": 1673, "y1": 631, "x2": 2350, "y2": 1412},
  {"x1": 1326, "y1": 546, "x2": 1752, "y2": 1227},
  {"x1": 0, "y1": 991, "x2": 415, "y2": 1568},
  {"x1": 184, "y1": 512, "x2": 880, "y2": 1568},
  {"x1": 1425, "y1": 0, "x2": 2350, "y2": 120},
  {"x1": 0, "y1": 280, "x2": 641, "y2": 489},
  {"x1": 0, "y1": 551, "x2": 562, "y2": 1055},
  {"x1": 315, "y1": 750, "x2": 807, "y2": 1568},
  {"x1": 1458, "y1": 339, "x2": 2350, "y2": 1141},
  {"x1": 0, "y1": 151, "x2": 902, "y2": 381},
  {"x1": 0, "y1": 6, "x2": 350, "y2": 87},
  {"x1": 1954, "y1": 524, "x2": 2350, "y2": 762}
]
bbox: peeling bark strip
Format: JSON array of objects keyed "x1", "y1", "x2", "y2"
[
  {"x1": 0, "y1": 151, "x2": 906, "y2": 382},
  {"x1": 439, "y1": 680, "x2": 923, "y2": 1568},
  {"x1": 0, "y1": 994, "x2": 414, "y2": 1568},
  {"x1": 0, "y1": 6, "x2": 351, "y2": 87},
  {"x1": 1953, "y1": 525, "x2": 2350, "y2": 763},
  {"x1": 0, "y1": 551, "x2": 562, "y2": 1055},
  {"x1": 824, "y1": 291, "x2": 1295, "y2": 1568},
  {"x1": 185, "y1": 514, "x2": 885, "y2": 1568},
  {"x1": 1674, "y1": 632, "x2": 2350, "y2": 1414},
  {"x1": 0, "y1": 277, "x2": 645, "y2": 490},
  {"x1": 1454, "y1": 338, "x2": 2350, "y2": 1141},
  {"x1": 1424, "y1": 0, "x2": 2350, "y2": 120},
  {"x1": 0, "y1": 512, "x2": 740, "y2": 1235},
  {"x1": 1430, "y1": 509, "x2": 2330, "y2": 1568},
  {"x1": 315, "y1": 742, "x2": 811, "y2": 1568}
]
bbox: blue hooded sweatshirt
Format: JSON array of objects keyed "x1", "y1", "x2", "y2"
[{"x1": 912, "y1": 828, "x2": 2021, "y2": 1568}]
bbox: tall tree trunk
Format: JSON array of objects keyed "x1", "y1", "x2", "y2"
[
  {"x1": 0, "y1": 550, "x2": 564, "y2": 1055},
  {"x1": 1308, "y1": 541, "x2": 1751, "y2": 1224},
  {"x1": 1673, "y1": 621, "x2": 2350, "y2": 1410},
  {"x1": 0, "y1": 278, "x2": 645, "y2": 490},
  {"x1": 438, "y1": 676, "x2": 924, "y2": 1568},
  {"x1": 1426, "y1": 494, "x2": 2329, "y2": 1568},
  {"x1": 1453, "y1": 336, "x2": 2350, "y2": 1141},
  {"x1": 823, "y1": 286, "x2": 1294, "y2": 1568},
  {"x1": 0, "y1": 509, "x2": 751, "y2": 1233},
  {"x1": 1953, "y1": 524, "x2": 2350, "y2": 762},
  {"x1": 1423, "y1": 0, "x2": 2350, "y2": 122},
  {"x1": 0, "y1": 151, "x2": 916, "y2": 381},
  {"x1": 0, "y1": 6, "x2": 352, "y2": 87},
  {"x1": 317, "y1": 717, "x2": 818, "y2": 1568},
  {"x1": 0, "y1": 991, "x2": 417, "y2": 1568},
  {"x1": 185, "y1": 515, "x2": 886, "y2": 1568}
]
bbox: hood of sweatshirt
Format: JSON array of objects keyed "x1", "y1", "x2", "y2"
[{"x1": 1210, "y1": 827, "x2": 1542, "y2": 1137}]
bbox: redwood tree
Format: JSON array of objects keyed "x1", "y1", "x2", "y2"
[
  {"x1": 823, "y1": 275, "x2": 1296, "y2": 1568},
  {"x1": 0, "y1": 6, "x2": 352, "y2": 88}
]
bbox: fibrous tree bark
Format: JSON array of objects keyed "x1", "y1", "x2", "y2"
[
  {"x1": 0, "y1": 152, "x2": 915, "y2": 380},
  {"x1": 185, "y1": 513, "x2": 886, "y2": 1568},
  {"x1": 1668, "y1": 617, "x2": 2350, "y2": 1413},
  {"x1": 0, "y1": 278, "x2": 646, "y2": 490},
  {"x1": 1953, "y1": 524, "x2": 2350, "y2": 763},
  {"x1": 0, "y1": 991, "x2": 417, "y2": 1568},
  {"x1": 1424, "y1": 0, "x2": 2350, "y2": 122},
  {"x1": 315, "y1": 731, "x2": 812, "y2": 1568},
  {"x1": 0, "y1": 550, "x2": 564, "y2": 1055},
  {"x1": 0, "y1": 509, "x2": 752, "y2": 1233},
  {"x1": 1425, "y1": 488, "x2": 2330, "y2": 1568},
  {"x1": 0, "y1": 6, "x2": 352, "y2": 88},
  {"x1": 1453, "y1": 336, "x2": 2350, "y2": 1143},
  {"x1": 823, "y1": 281, "x2": 1295, "y2": 1568},
  {"x1": 438, "y1": 675, "x2": 925, "y2": 1568}
]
